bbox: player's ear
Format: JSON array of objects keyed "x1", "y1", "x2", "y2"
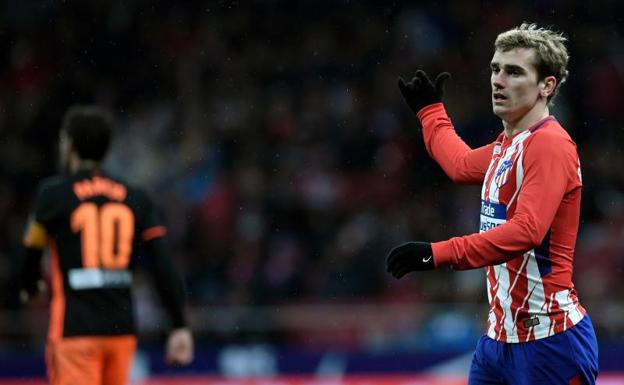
[
  {"x1": 66, "y1": 133, "x2": 78, "y2": 154},
  {"x1": 59, "y1": 131, "x2": 78, "y2": 165},
  {"x1": 60, "y1": 130, "x2": 69, "y2": 145},
  {"x1": 540, "y1": 75, "x2": 557, "y2": 98}
]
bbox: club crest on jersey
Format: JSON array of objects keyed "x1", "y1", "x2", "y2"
[{"x1": 494, "y1": 160, "x2": 513, "y2": 188}]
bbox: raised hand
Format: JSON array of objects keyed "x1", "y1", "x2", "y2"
[{"x1": 398, "y1": 70, "x2": 450, "y2": 114}]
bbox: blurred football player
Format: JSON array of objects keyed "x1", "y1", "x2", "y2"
[{"x1": 20, "y1": 105, "x2": 193, "y2": 385}]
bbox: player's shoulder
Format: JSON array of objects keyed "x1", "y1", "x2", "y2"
[
  {"x1": 524, "y1": 118, "x2": 579, "y2": 167},
  {"x1": 35, "y1": 174, "x2": 72, "y2": 198},
  {"x1": 99, "y1": 172, "x2": 153, "y2": 206},
  {"x1": 99, "y1": 172, "x2": 151, "y2": 200},
  {"x1": 528, "y1": 118, "x2": 576, "y2": 149},
  {"x1": 29, "y1": 174, "x2": 77, "y2": 218}
]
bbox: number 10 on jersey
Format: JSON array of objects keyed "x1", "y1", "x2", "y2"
[{"x1": 71, "y1": 202, "x2": 134, "y2": 269}]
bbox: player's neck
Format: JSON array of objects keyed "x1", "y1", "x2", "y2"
[{"x1": 503, "y1": 104, "x2": 550, "y2": 139}]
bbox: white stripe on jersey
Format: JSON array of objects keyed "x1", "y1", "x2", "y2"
[
  {"x1": 494, "y1": 263, "x2": 516, "y2": 341},
  {"x1": 507, "y1": 145, "x2": 525, "y2": 207},
  {"x1": 554, "y1": 289, "x2": 584, "y2": 332},
  {"x1": 480, "y1": 127, "x2": 585, "y2": 342},
  {"x1": 486, "y1": 266, "x2": 498, "y2": 338},
  {"x1": 548, "y1": 292, "x2": 557, "y2": 336},
  {"x1": 522, "y1": 250, "x2": 551, "y2": 341},
  {"x1": 510, "y1": 255, "x2": 530, "y2": 328},
  {"x1": 512, "y1": 130, "x2": 532, "y2": 145},
  {"x1": 485, "y1": 131, "x2": 529, "y2": 204},
  {"x1": 481, "y1": 151, "x2": 500, "y2": 202},
  {"x1": 485, "y1": 153, "x2": 503, "y2": 203},
  {"x1": 486, "y1": 266, "x2": 493, "y2": 303},
  {"x1": 484, "y1": 132, "x2": 530, "y2": 342},
  {"x1": 484, "y1": 142, "x2": 502, "y2": 180}
]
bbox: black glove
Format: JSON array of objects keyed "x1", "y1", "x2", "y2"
[
  {"x1": 398, "y1": 70, "x2": 450, "y2": 114},
  {"x1": 386, "y1": 241, "x2": 435, "y2": 279}
]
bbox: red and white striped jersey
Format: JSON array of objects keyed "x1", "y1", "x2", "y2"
[{"x1": 417, "y1": 103, "x2": 586, "y2": 343}]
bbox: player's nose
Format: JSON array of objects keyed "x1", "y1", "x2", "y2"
[{"x1": 491, "y1": 72, "x2": 505, "y2": 89}]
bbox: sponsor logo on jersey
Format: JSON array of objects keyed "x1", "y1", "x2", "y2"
[
  {"x1": 480, "y1": 200, "x2": 507, "y2": 232},
  {"x1": 68, "y1": 268, "x2": 132, "y2": 289}
]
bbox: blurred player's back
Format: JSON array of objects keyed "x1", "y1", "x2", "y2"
[
  {"x1": 20, "y1": 105, "x2": 192, "y2": 385},
  {"x1": 28, "y1": 169, "x2": 166, "y2": 340}
]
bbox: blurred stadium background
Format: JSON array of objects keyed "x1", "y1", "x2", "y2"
[{"x1": 1, "y1": 1, "x2": 623, "y2": 384}]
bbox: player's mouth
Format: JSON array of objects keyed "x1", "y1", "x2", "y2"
[{"x1": 493, "y1": 92, "x2": 507, "y2": 104}]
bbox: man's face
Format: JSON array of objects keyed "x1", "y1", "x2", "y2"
[{"x1": 490, "y1": 48, "x2": 543, "y2": 123}]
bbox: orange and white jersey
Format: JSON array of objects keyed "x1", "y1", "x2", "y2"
[{"x1": 417, "y1": 103, "x2": 586, "y2": 343}]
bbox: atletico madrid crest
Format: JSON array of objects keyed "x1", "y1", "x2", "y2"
[{"x1": 494, "y1": 160, "x2": 513, "y2": 188}]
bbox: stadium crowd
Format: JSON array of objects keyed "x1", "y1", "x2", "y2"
[{"x1": 0, "y1": 0, "x2": 623, "y2": 347}]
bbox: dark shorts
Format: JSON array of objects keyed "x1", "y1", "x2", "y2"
[{"x1": 468, "y1": 315, "x2": 599, "y2": 385}]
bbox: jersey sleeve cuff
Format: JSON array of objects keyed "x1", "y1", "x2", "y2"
[
  {"x1": 431, "y1": 240, "x2": 455, "y2": 268},
  {"x1": 416, "y1": 102, "x2": 446, "y2": 122}
]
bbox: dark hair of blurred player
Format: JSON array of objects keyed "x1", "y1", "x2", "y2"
[{"x1": 59, "y1": 105, "x2": 113, "y2": 171}]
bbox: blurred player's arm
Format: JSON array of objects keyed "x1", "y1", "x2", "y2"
[
  {"x1": 141, "y1": 229, "x2": 194, "y2": 365},
  {"x1": 18, "y1": 180, "x2": 60, "y2": 301},
  {"x1": 20, "y1": 220, "x2": 47, "y2": 302},
  {"x1": 398, "y1": 70, "x2": 493, "y2": 184}
]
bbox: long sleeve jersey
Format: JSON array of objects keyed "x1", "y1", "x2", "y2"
[
  {"x1": 418, "y1": 103, "x2": 585, "y2": 343},
  {"x1": 22, "y1": 169, "x2": 187, "y2": 341}
]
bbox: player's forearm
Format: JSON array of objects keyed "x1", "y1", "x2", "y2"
[
  {"x1": 432, "y1": 184, "x2": 561, "y2": 270},
  {"x1": 154, "y1": 270, "x2": 187, "y2": 328},
  {"x1": 19, "y1": 247, "x2": 44, "y2": 295},
  {"x1": 156, "y1": 282, "x2": 187, "y2": 328},
  {"x1": 433, "y1": 130, "x2": 576, "y2": 270},
  {"x1": 417, "y1": 103, "x2": 489, "y2": 184},
  {"x1": 144, "y1": 237, "x2": 188, "y2": 328},
  {"x1": 432, "y1": 215, "x2": 544, "y2": 270}
]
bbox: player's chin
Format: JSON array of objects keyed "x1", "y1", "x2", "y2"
[{"x1": 492, "y1": 105, "x2": 508, "y2": 118}]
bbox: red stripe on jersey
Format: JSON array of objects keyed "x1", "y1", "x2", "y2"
[
  {"x1": 495, "y1": 296, "x2": 507, "y2": 341},
  {"x1": 482, "y1": 151, "x2": 502, "y2": 201},
  {"x1": 551, "y1": 295, "x2": 564, "y2": 335},
  {"x1": 488, "y1": 267, "x2": 507, "y2": 341},
  {"x1": 508, "y1": 256, "x2": 530, "y2": 338}
]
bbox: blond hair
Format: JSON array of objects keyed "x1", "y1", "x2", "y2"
[{"x1": 495, "y1": 23, "x2": 569, "y2": 104}]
